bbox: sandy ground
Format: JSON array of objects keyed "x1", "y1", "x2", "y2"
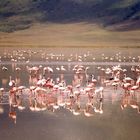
[{"x1": 0, "y1": 22, "x2": 140, "y2": 47}]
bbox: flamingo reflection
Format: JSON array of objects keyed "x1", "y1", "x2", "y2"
[{"x1": 121, "y1": 92, "x2": 140, "y2": 114}]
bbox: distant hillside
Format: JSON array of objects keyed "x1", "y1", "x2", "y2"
[{"x1": 0, "y1": 0, "x2": 140, "y2": 32}]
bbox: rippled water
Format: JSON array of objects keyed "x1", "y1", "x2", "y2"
[{"x1": 0, "y1": 47, "x2": 140, "y2": 140}]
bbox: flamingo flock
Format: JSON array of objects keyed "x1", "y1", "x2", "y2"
[
  {"x1": 0, "y1": 48, "x2": 140, "y2": 124},
  {"x1": 0, "y1": 48, "x2": 140, "y2": 64}
]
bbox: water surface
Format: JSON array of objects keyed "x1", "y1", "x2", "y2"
[{"x1": 0, "y1": 47, "x2": 140, "y2": 140}]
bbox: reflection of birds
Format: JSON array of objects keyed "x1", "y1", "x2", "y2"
[
  {"x1": 0, "y1": 106, "x2": 4, "y2": 114},
  {"x1": 72, "y1": 109, "x2": 81, "y2": 116},
  {"x1": 121, "y1": 93, "x2": 140, "y2": 113},
  {"x1": 9, "y1": 111, "x2": 17, "y2": 124},
  {"x1": 84, "y1": 110, "x2": 93, "y2": 117},
  {"x1": 9, "y1": 103, "x2": 17, "y2": 124}
]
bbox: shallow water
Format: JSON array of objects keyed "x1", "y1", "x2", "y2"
[{"x1": 0, "y1": 47, "x2": 140, "y2": 140}]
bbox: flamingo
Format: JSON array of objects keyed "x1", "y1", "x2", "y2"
[
  {"x1": 94, "y1": 87, "x2": 104, "y2": 114},
  {"x1": 61, "y1": 66, "x2": 66, "y2": 71},
  {"x1": 18, "y1": 86, "x2": 26, "y2": 91},
  {"x1": 122, "y1": 83, "x2": 131, "y2": 93},
  {"x1": 130, "y1": 85, "x2": 139, "y2": 95},
  {"x1": 29, "y1": 86, "x2": 37, "y2": 97},
  {"x1": 72, "y1": 103, "x2": 81, "y2": 116},
  {"x1": 0, "y1": 88, "x2": 4, "y2": 100},
  {"x1": 53, "y1": 104, "x2": 60, "y2": 110},
  {"x1": 2, "y1": 66, "x2": 8, "y2": 71},
  {"x1": 111, "y1": 77, "x2": 120, "y2": 90},
  {"x1": 91, "y1": 75, "x2": 97, "y2": 85},
  {"x1": 123, "y1": 74, "x2": 133, "y2": 83},
  {"x1": 56, "y1": 67, "x2": 60, "y2": 71},
  {"x1": 47, "y1": 67, "x2": 53, "y2": 73},
  {"x1": 27, "y1": 66, "x2": 39, "y2": 76},
  {"x1": 9, "y1": 76, "x2": 16, "y2": 88},
  {"x1": 15, "y1": 67, "x2": 21, "y2": 71},
  {"x1": 29, "y1": 96, "x2": 43, "y2": 112},
  {"x1": 15, "y1": 86, "x2": 26, "y2": 110}
]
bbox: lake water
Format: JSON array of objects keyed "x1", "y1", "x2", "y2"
[{"x1": 0, "y1": 47, "x2": 140, "y2": 140}]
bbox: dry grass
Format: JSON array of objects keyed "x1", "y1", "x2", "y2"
[{"x1": 0, "y1": 22, "x2": 140, "y2": 47}]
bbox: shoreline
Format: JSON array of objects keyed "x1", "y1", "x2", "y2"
[{"x1": 0, "y1": 44, "x2": 140, "y2": 48}]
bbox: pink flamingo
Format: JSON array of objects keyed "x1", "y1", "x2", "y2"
[{"x1": 9, "y1": 76, "x2": 16, "y2": 88}]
